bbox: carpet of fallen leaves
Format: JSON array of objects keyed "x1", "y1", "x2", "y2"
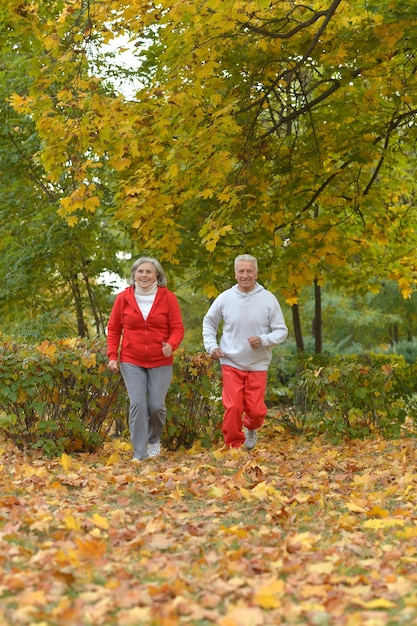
[{"x1": 0, "y1": 419, "x2": 417, "y2": 626}]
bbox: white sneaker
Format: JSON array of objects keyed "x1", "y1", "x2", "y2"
[
  {"x1": 148, "y1": 441, "x2": 161, "y2": 457},
  {"x1": 244, "y1": 429, "x2": 258, "y2": 450}
]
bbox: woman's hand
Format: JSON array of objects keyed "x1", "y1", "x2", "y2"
[
  {"x1": 162, "y1": 342, "x2": 173, "y2": 357},
  {"x1": 108, "y1": 359, "x2": 119, "y2": 372}
]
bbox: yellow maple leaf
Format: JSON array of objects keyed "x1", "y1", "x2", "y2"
[
  {"x1": 254, "y1": 578, "x2": 285, "y2": 609},
  {"x1": 239, "y1": 487, "x2": 251, "y2": 500},
  {"x1": 117, "y1": 607, "x2": 151, "y2": 625},
  {"x1": 81, "y1": 353, "x2": 96, "y2": 369},
  {"x1": 112, "y1": 440, "x2": 132, "y2": 452},
  {"x1": 65, "y1": 515, "x2": 81, "y2": 531},
  {"x1": 106, "y1": 453, "x2": 120, "y2": 466},
  {"x1": 307, "y1": 561, "x2": 335, "y2": 575},
  {"x1": 43, "y1": 34, "x2": 59, "y2": 51},
  {"x1": 84, "y1": 196, "x2": 100, "y2": 212},
  {"x1": 362, "y1": 598, "x2": 397, "y2": 609},
  {"x1": 75, "y1": 536, "x2": 107, "y2": 558},
  {"x1": 346, "y1": 500, "x2": 366, "y2": 513},
  {"x1": 363, "y1": 518, "x2": 405, "y2": 529},
  {"x1": 92, "y1": 513, "x2": 109, "y2": 530},
  {"x1": 169, "y1": 486, "x2": 184, "y2": 500},
  {"x1": 36, "y1": 340, "x2": 58, "y2": 357},
  {"x1": 366, "y1": 505, "x2": 389, "y2": 518},
  {"x1": 201, "y1": 188, "x2": 214, "y2": 199},
  {"x1": 397, "y1": 527, "x2": 417, "y2": 539},
  {"x1": 212, "y1": 446, "x2": 228, "y2": 459},
  {"x1": 166, "y1": 162, "x2": 179, "y2": 178},
  {"x1": 9, "y1": 92, "x2": 32, "y2": 113},
  {"x1": 61, "y1": 453, "x2": 72, "y2": 472}
]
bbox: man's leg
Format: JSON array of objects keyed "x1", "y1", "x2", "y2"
[
  {"x1": 243, "y1": 370, "x2": 268, "y2": 431},
  {"x1": 221, "y1": 365, "x2": 246, "y2": 448}
]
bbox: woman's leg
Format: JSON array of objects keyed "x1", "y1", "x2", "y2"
[
  {"x1": 147, "y1": 365, "x2": 173, "y2": 444},
  {"x1": 120, "y1": 363, "x2": 149, "y2": 460}
]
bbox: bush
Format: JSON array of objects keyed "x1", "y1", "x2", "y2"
[
  {"x1": 0, "y1": 337, "x2": 127, "y2": 456},
  {"x1": 163, "y1": 350, "x2": 223, "y2": 450},
  {"x1": 389, "y1": 339, "x2": 417, "y2": 365},
  {"x1": 282, "y1": 353, "x2": 413, "y2": 439},
  {"x1": 0, "y1": 340, "x2": 223, "y2": 456}
]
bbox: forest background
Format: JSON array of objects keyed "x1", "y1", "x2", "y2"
[{"x1": 2, "y1": 0, "x2": 417, "y2": 362}]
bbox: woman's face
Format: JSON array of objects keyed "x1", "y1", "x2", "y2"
[{"x1": 134, "y1": 262, "x2": 158, "y2": 289}]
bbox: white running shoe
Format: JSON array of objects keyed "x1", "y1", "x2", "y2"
[
  {"x1": 244, "y1": 429, "x2": 258, "y2": 450},
  {"x1": 148, "y1": 441, "x2": 161, "y2": 457}
]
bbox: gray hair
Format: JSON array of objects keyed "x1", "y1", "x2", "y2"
[
  {"x1": 234, "y1": 254, "x2": 258, "y2": 271},
  {"x1": 129, "y1": 257, "x2": 167, "y2": 287}
]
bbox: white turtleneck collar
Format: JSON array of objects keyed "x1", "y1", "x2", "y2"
[{"x1": 134, "y1": 281, "x2": 158, "y2": 296}]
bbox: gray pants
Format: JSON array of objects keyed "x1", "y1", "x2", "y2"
[{"x1": 120, "y1": 362, "x2": 172, "y2": 460}]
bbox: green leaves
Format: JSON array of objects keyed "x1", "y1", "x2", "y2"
[
  {"x1": 2, "y1": 0, "x2": 417, "y2": 318},
  {"x1": 0, "y1": 338, "x2": 126, "y2": 456}
]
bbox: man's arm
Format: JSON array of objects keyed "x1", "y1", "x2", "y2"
[
  {"x1": 259, "y1": 297, "x2": 288, "y2": 347},
  {"x1": 202, "y1": 298, "x2": 223, "y2": 355}
]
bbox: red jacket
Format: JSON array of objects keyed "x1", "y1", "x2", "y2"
[{"x1": 107, "y1": 286, "x2": 184, "y2": 368}]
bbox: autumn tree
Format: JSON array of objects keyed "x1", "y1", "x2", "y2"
[
  {"x1": 0, "y1": 4, "x2": 129, "y2": 338},
  {"x1": 2, "y1": 0, "x2": 417, "y2": 348}
]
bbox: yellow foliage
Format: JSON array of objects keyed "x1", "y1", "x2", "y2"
[
  {"x1": 254, "y1": 579, "x2": 285, "y2": 609},
  {"x1": 61, "y1": 453, "x2": 72, "y2": 472},
  {"x1": 81, "y1": 353, "x2": 96, "y2": 369},
  {"x1": 106, "y1": 453, "x2": 121, "y2": 466},
  {"x1": 64, "y1": 514, "x2": 81, "y2": 531},
  {"x1": 91, "y1": 513, "x2": 109, "y2": 530},
  {"x1": 363, "y1": 518, "x2": 405, "y2": 529},
  {"x1": 8, "y1": 93, "x2": 32, "y2": 113}
]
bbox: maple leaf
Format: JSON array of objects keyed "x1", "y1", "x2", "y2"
[
  {"x1": 91, "y1": 513, "x2": 109, "y2": 530},
  {"x1": 254, "y1": 578, "x2": 285, "y2": 609},
  {"x1": 61, "y1": 453, "x2": 72, "y2": 472}
]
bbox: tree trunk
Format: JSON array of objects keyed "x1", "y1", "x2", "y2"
[
  {"x1": 313, "y1": 278, "x2": 322, "y2": 354},
  {"x1": 69, "y1": 274, "x2": 89, "y2": 338},
  {"x1": 292, "y1": 303, "x2": 304, "y2": 352},
  {"x1": 82, "y1": 268, "x2": 106, "y2": 335}
]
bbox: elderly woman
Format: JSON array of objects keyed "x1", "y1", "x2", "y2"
[{"x1": 107, "y1": 257, "x2": 184, "y2": 462}]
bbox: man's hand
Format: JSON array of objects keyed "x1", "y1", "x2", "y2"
[
  {"x1": 248, "y1": 336, "x2": 262, "y2": 349},
  {"x1": 210, "y1": 348, "x2": 224, "y2": 360}
]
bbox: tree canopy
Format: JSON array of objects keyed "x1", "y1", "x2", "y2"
[{"x1": 1, "y1": 0, "x2": 417, "y2": 337}]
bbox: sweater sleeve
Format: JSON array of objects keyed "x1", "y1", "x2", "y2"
[
  {"x1": 259, "y1": 297, "x2": 288, "y2": 347},
  {"x1": 107, "y1": 294, "x2": 123, "y2": 360},
  {"x1": 202, "y1": 297, "x2": 222, "y2": 354},
  {"x1": 167, "y1": 292, "x2": 185, "y2": 351}
]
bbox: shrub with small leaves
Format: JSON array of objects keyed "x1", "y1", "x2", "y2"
[
  {"x1": 163, "y1": 350, "x2": 223, "y2": 450},
  {"x1": 288, "y1": 353, "x2": 411, "y2": 439},
  {"x1": 0, "y1": 337, "x2": 127, "y2": 456}
]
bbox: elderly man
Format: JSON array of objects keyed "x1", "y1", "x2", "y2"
[{"x1": 203, "y1": 254, "x2": 288, "y2": 450}]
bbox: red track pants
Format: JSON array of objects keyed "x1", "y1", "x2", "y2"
[{"x1": 221, "y1": 365, "x2": 268, "y2": 448}]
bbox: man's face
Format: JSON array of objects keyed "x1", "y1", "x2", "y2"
[{"x1": 235, "y1": 261, "x2": 258, "y2": 293}]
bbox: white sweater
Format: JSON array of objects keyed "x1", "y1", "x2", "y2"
[{"x1": 202, "y1": 283, "x2": 288, "y2": 371}]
